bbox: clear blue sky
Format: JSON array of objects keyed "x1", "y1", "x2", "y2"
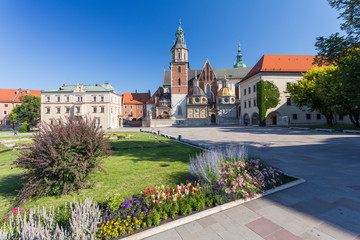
[{"x1": 0, "y1": 0, "x2": 342, "y2": 94}]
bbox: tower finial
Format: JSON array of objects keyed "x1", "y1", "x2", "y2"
[
  {"x1": 238, "y1": 42, "x2": 241, "y2": 52},
  {"x1": 179, "y1": 19, "x2": 181, "y2": 26}
]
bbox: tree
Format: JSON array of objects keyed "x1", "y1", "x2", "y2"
[
  {"x1": 334, "y1": 47, "x2": 360, "y2": 127},
  {"x1": 287, "y1": 66, "x2": 340, "y2": 126},
  {"x1": 314, "y1": 0, "x2": 360, "y2": 65},
  {"x1": 256, "y1": 80, "x2": 280, "y2": 126},
  {"x1": 11, "y1": 95, "x2": 41, "y2": 129}
]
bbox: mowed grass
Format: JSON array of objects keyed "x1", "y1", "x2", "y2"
[{"x1": 0, "y1": 132, "x2": 201, "y2": 216}]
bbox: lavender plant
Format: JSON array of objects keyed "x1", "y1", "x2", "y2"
[
  {"x1": 188, "y1": 145, "x2": 247, "y2": 183},
  {"x1": 13, "y1": 117, "x2": 111, "y2": 205},
  {"x1": 0, "y1": 198, "x2": 100, "y2": 240}
]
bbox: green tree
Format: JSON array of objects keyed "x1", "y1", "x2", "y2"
[
  {"x1": 256, "y1": 80, "x2": 280, "y2": 126},
  {"x1": 314, "y1": 0, "x2": 360, "y2": 65},
  {"x1": 11, "y1": 95, "x2": 41, "y2": 129},
  {"x1": 334, "y1": 47, "x2": 360, "y2": 127},
  {"x1": 287, "y1": 67, "x2": 340, "y2": 126}
]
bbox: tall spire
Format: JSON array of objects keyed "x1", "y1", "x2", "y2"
[
  {"x1": 233, "y1": 42, "x2": 246, "y2": 68},
  {"x1": 172, "y1": 21, "x2": 187, "y2": 50}
]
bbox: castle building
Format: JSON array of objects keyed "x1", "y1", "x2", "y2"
[
  {"x1": 122, "y1": 91, "x2": 150, "y2": 120},
  {"x1": 147, "y1": 23, "x2": 251, "y2": 125},
  {"x1": 41, "y1": 83, "x2": 122, "y2": 129}
]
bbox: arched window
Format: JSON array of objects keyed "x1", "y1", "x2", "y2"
[
  {"x1": 178, "y1": 52, "x2": 181, "y2": 59},
  {"x1": 178, "y1": 78, "x2": 181, "y2": 85},
  {"x1": 178, "y1": 66, "x2": 181, "y2": 73},
  {"x1": 184, "y1": 53, "x2": 186, "y2": 60},
  {"x1": 206, "y1": 84, "x2": 211, "y2": 99},
  {"x1": 177, "y1": 106, "x2": 183, "y2": 116}
]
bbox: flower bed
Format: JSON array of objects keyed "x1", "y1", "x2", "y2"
[{"x1": 0, "y1": 146, "x2": 294, "y2": 239}]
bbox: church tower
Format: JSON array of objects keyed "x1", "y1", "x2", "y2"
[
  {"x1": 233, "y1": 42, "x2": 246, "y2": 68},
  {"x1": 170, "y1": 21, "x2": 189, "y2": 120}
]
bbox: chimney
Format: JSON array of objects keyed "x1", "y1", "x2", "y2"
[
  {"x1": 135, "y1": 89, "x2": 138, "y2": 94},
  {"x1": 62, "y1": 84, "x2": 66, "y2": 87},
  {"x1": 96, "y1": 84, "x2": 100, "y2": 86},
  {"x1": 26, "y1": 89, "x2": 30, "y2": 94}
]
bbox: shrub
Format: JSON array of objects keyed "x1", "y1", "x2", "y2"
[
  {"x1": 188, "y1": 145, "x2": 247, "y2": 183},
  {"x1": 0, "y1": 198, "x2": 100, "y2": 240},
  {"x1": 218, "y1": 159, "x2": 284, "y2": 199},
  {"x1": 13, "y1": 118, "x2": 111, "y2": 205},
  {"x1": 18, "y1": 122, "x2": 29, "y2": 133},
  {"x1": 132, "y1": 118, "x2": 137, "y2": 121}
]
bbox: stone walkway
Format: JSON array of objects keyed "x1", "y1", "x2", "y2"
[{"x1": 129, "y1": 126, "x2": 360, "y2": 240}]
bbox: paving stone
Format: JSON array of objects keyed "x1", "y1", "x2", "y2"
[
  {"x1": 144, "y1": 229, "x2": 182, "y2": 240},
  {"x1": 210, "y1": 222, "x2": 263, "y2": 240},
  {"x1": 299, "y1": 229, "x2": 337, "y2": 240},
  {"x1": 243, "y1": 198, "x2": 276, "y2": 212},
  {"x1": 196, "y1": 215, "x2": 218, "y2": 228},
  {"x1": 246, "y1": 217, "x2": 282, "y2": 238},
  {"x1": 333, "y1": 197, "x2": 360, "y2": 212},
  {"x1": 315, "y1": 222, "x2": 358, "y2": 240},
  {"x1": 223, "y1": 205, "x2": 261, "y2": 225},
  {"x1": 291, "y1": 198, "x2": 336, "y2": 217},
  {"x1": 177, "y1": 226, "x2": 223, "y2": 240},
  {"x1": 175, "y1": 221, "x2": 203, "y2": 239},
  {"x1": 264, "y1": 228, "x2": 301, "y2": 240}
]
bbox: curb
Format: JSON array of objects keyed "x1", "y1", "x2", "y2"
[{"x1": 122, "y1": 177, "x2": 306, "y2": 240}]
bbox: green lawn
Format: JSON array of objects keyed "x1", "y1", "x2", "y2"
[{"x1": 0, "y1": 132, "x2": 201, "y2": 216}]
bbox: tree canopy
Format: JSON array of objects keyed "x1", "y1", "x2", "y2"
[{"x1": 11, "y1": 95, "x2": 41, "y2": 128}]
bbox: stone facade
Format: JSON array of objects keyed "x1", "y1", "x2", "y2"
[{"x1": 41, "y1": 83, "x2": 122, "y2": 129}]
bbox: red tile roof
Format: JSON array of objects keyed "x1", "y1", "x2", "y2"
[
  {"x1": 242, "y1": 55, "x2": 316, "y2": 82},
  {"x1": 0, "y1": 89, "x2": 42, "y2": 103},
  {"x1": 123, "y1": 92, "x2": 150, "y2": 105}
]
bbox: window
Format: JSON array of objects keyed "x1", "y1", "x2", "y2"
[
  {"x1": 65, "y1": 107, "x2": 70, "y2": 113},
  {"x1": 137, "y1": 105, "x2": 140, "y2": 109},
  {"x1": 0, "y1": 120, "x2": 2, "y2": 125},
  {"x1": 248, "y1": 87, "x2": 251, "y2": 94},
  {"x1": 178, "y1": 78, "x2": 181, "y2": 86},
  {"x1": 3, "y1": 110, "x2": 8, "y2": 115},
  {"x1": 100, "y1": 107, "x2": 105, "y2": 113},
  {"x1": 93, "y1": 96, "x2": 97, "y2": 102},
  {"x1": 125, "y1": 111, "x2": 127, "y2": 114},
  {"x1": 76, "y1": 107, "x2": 80, "y2": 113},
  {"x1": 244, "y1": 101, "x2": 247, "y2": 108},
  {"x1": 143, "y1": 105, "x2": 145, "y2": 109},
  {"x1": 339, "y1": 115, "x2": 344, "y2": 121},
  {"x1": 124, "y1": 105, "x2": 127, "y2": 109},
  {"x1": 96, "y1": 118, "x2": 100, "y2": 124},
  {"x1": 317, "y1": 114, "x2": 321, "y2": 120},
  {"x1": 130, "y1": 110, "x2": 133, "y2": 116},
  {"x1": 248, "y1": 100, "x2": 251, "y2": 108},
  {"x1": 184, "y1": 53, "x2": 186, "y2": 59},
  {"x1": 178, "y1": 66, "x2": 181, "y2": 73},
  {"x1": 46, "y1": 107, "x2": 50, "y2": 114},
  {"x1": 46, "y1": 96, "x2": 50, "y2": 102},
  {"x1": 77, "y1": 96, "x2": 83, "y2": 102},
  {"x1": 92, "y1": 107, "x2": 97, "y2": 113},
  {"x1": 56, "y1": 107, "x2": 60, "y2": 113},
  {"x1": 66, "y1": 96, "x2": 70, "y2": 102},
  {"x1": 130, "y1": 105, "x2": 132, "y2": 109},
  {"x1": 244, "y1": 89, "x2": 246, "y2": 95},
  {"x1": 100, "y1": 96, "x2": 104, "y2": 102},
  {"x1": 5, "y1": 120, "x2": 10, "y2": 125},
  {"x1": 306, "y1": 114, "x2": 311, "y2": 120},
  {"x1": 140, "y1": 110, "x2": 143, "y2": 114},
  {"x1": 286, "y1": 98, "x2": 291, "y2": 106},
  {"x1": 5, "y1": 104, "x2": 8, "y2": 107},
  {"x1": 57, "y1": 96, "x2": 60, "y2": 102},
  {"x1": 253, "y1": 85, "x2": 256, "y2": 92},
  {"x1": 253, "y1": 99, "x2": 256, "y2": 107},
  {"x1": 178, "y1": 52, "x2": 180, "y2": 59},
  {"x1": 293, "y1": 114, "x2": 297, "y2": 120},
  {"x1": 206, "y1": 84, "x2": 211, "y2": 99}
]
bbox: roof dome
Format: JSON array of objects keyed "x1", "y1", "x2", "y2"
[
  {"x1": 217, "y1": 87, "x2": 235, "y2": 97},
  {"x1": 189, "y1": 86, "x2": 206, "y2": 96}
]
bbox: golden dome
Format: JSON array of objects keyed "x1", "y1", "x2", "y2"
[{"x1": 217, "y1": 87, "x2": 235, "y2": 97}]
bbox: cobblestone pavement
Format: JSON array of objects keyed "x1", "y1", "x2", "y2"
[{"x1": 119, "y1": 126, "x2": 360, "y2": 240}]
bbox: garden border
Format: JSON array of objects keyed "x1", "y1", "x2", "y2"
[{"x1": 122, "y1": 177, "x2": 305, "y2": 240}]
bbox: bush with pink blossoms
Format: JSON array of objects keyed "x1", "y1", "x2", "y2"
[{"x1": 218, "y1": 159, "x2": 284, "y2": 199}]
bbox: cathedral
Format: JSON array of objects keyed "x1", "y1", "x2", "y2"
[{"x1": 146, "y1": 23, "x2": 252, "y2": 125}]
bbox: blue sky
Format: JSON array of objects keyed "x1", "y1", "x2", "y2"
[{"x1": 0, "y1": 0, "x2": 342, "y2": 94}]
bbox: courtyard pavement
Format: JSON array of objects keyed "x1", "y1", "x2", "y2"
[{"x1": 124, "y1": 125, "x2": 360, "y2": 240}]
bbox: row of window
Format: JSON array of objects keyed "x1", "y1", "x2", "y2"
[
  {"x1": 292, "y1": 114, "x2": 344, "y2": 120},
  {"x1": 243, "y1": 85, "x2": 256, "y2": 96},
  {"x1": 0, "y1": 120, "x2": 10, "y2": 125},
  {"x1": 124, "y1": 110, "x2": 143, "y2": 115},
  {"x1": 45, "y1": 106, "x2": 106, "y2": 114},
  {"x1": 244, "y1": 99, "x2": 257, "y2": 109},
  {"x1": 124, "y1": 105, "x2": 145, "y2": 109},
  {"x1": 45, "y1": 95, "x2": 119, "y2": 103}
]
